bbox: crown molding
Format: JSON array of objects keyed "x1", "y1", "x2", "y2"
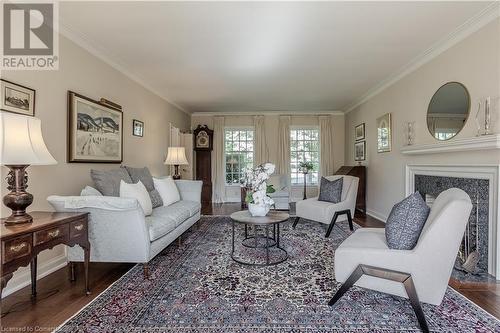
[
  {"x1": 344, "y1": 2, "x2": 500, "y2": 114},
  {"x1": 191, "y1": 110, "x2": 344, "y2": 117},
  {"x1": 57, "y1": 20, "x2": 191, "y2": 115}
]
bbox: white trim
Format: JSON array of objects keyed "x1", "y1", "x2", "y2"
[
  {"x1": 192, "y1": 110, "x2": 344, "y2": 117},
  {"x1": 344, "y1": 2, "x2": 500, "y2": 113},
  {"x1": 400, "y1": 134, "x2": 500, "y2": 155},
  {"x1": 406, "y1": 164, "x2": 500, "y2": 278},
  {"x1": 58, "y1": 21, "x2": 190, "y2": 115},
  {"x1": 1, "y1": 253, "x2": 68, "y2": 298},
  {"x1": 366, "y1": 208, "x2": 388, "y2": 223}
]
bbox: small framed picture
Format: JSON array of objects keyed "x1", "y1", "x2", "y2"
[
  {"x1": 377, "y1": 113, "x2": 392, "y2": 153},
  {"x1": 133, "y1": 119, "x2": 144, "y2": 137},
  {"x1": 1, "y1": 79, "x2": 36, "y2": 116},
  {"x1": 354, "y1": 141, "x2": 366, "y2": 161},
  {"x1": 355, "y1": 123, "x2": 365, "y2": 141}
]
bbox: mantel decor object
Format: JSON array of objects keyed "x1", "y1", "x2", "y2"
[
  {"x1": 165, "y1": 147, "x2": 188, "y2": 180},
  {"x1": 0, "y1": 112, "x2": 57, "y2": 224}
]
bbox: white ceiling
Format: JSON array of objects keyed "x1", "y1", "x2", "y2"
[{"x1": 59, "y1": 1, "x2": 495, "y2": 113}]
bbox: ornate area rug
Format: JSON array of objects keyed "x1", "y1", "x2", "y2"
[{"x1": 57, "y1": 216, "x2": 500, "y2": 332}]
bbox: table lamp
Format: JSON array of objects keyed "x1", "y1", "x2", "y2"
[
  {"x1": 0, "y1": 112, "x2": 57, "y2": 225},
  {"x1": 164, "y1": 147, "x2": 188, "y2": 180}
]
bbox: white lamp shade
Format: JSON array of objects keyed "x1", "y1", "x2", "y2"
[
  {"x1": 164, "y1": 147, "x2": 188, "y2": 165},
  {"x1": 0, "y1": 112, "x2": 57, "y2": 165}
]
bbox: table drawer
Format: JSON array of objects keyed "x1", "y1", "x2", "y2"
[
  {"x1": 2, "y1": 234, "x2": 32, "y2": 264},
  {"x1": 34, "y1": 225, "x2": 69, "y2": 246},
  {"x1": 70, "y1": 220, "x2": 87, "y2": 239}
]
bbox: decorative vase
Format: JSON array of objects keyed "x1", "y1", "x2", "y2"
[{"x1": 248, "y1": 203, "x2": 270, "y2": 217}]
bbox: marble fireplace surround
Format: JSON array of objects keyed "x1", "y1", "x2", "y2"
[{"x1": 406, "y1": 164, "x2": 500, "y2": 279}]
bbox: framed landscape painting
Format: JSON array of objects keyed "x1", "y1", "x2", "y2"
[
  {"x1": 354, "y1": 141, "x2": 366, "y2": 161},
  {"x1": 68, "y1": 91, "x2": 123, "y2": 163},
  {"x1": 355, "y1": 123, "x2": 365, "y2": 141},
  {"x1": 1, "y1": 79, "x2": 35, "y2": 116},
  {"x1": 377, "y1": 113, "x2": 392, "y2": 153}
]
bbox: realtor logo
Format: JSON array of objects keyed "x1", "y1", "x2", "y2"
[{"x1": 1, "y1": 2, "x2": 59, "y2": 70}]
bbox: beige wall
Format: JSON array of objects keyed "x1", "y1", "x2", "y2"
[
  {"x1": 191, "y1": 113, "x2": 345, "y2": 201},
  {"x1": 345, "y1": 19, "x2": 500, "y2": 221},
  {"x1": 1, "y1": 35, "x2": 190, "y2": 296}
]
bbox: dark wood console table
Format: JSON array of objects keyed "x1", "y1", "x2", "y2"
[{"x1": 1, "y1": 211, "x2": 90, "y2": 297}]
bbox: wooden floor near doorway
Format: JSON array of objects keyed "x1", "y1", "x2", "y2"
[{"x1": 1, "y1": 203, "x2": 498, "y2": 331}]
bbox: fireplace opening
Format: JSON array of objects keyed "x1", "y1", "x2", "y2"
[{"x1": 415, "y1": 174, "x2": 493, "y2": 283}]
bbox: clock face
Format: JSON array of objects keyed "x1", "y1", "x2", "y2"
[{"x1": 196, "y1": 131, "x2": 210, "y2": 148}]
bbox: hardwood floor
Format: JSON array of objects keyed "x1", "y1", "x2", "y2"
[{"x1": 1, "y1": 203, "x2": 498, "y2": 331}]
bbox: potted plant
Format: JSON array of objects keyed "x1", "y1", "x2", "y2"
[
  {"x1": 241, "y1": 163, "x2": 276, "y2": 216},
  {"x1": 299, "y1": 161, "x2": 314, "y2": 200}
]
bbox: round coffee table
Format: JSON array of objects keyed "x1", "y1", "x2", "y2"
[{"x1": 230, "y1": 210, "x2": 289, "y2": 266}]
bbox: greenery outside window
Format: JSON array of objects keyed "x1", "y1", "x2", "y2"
[
  {"x1": 225, "y1": 128, "x2": 254, "y2": 185},
  {"x1": 290, "y1": 128, "x2": 320, "y2": 185}
]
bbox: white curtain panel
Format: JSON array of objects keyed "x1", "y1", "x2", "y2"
[
  {"x1": 211, "y1": 116, "x2": 226, "y2": 203},
  {"x1": 319, "y1": 115, "x2": 335, "y2": 177},
  {"x1": 254, "y1": 115, "x2": 268, "y2": 166},
  {"x1": 276, "y1": 116, "x2": 291, "y2": 176}
]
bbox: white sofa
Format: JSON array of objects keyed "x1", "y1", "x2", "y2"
[
  {"x1": 330, "y1": 188, "x2": 473, "y2": 332},
  {"x1": 293, "y1": 175, "x2": 359, "y2": 237},
  {"x1": 47, "y1": 179, "x2": 202, "y2": 277}
]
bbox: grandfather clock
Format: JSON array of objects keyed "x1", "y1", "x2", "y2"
[{"x1": 193, "y1": 125, "x2": 214, "y2": 203}]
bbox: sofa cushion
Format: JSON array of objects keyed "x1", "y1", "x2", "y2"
[
  {"x1": 318, "y1": 177, "x2": 343, "y2": 203},
  {"x1": 268, "y1": 189, "x2": 289, "y2": 198},
  {"x1": 91, "y1": 168, "x2": 133, "y2": 197},
  {"x1": 146, "y1": 215, "x2": 176, "y2": 242},
  {"x1": 119, "y1": 180, "x2": 153, "y2": 216},
  {"x1": 125, "y1": 166, "x2": 163, "y2": 208},
  {"x1": 80, "y1": 186, "x2": 102, "y2": 196},
  {"x1": 385, "y1": 192, "x2": 430, "y2": 250},
  {"x1": 325, "y1": 175, "x2": 352, "y2": 202},
  {"x1": 153, "y1": 177, "x2": 180, "y2": 206}
]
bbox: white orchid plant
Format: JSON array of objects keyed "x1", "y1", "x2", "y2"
[{"x1": 241, "y1": 162, "x2": 276, "y2": 207}]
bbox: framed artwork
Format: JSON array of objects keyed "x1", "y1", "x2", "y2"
[
  {"x1": 0, "y1": 79, "x2": 35, "y2": 116},
  {"x1": 68, "y1": 91, "x2": 123, "y2": 163},
  {"x1": 354, "y1": 141, "x2": 366, "y2": 161},
  {"x1": 133, "y1": 119, "x2": 144, "y2": 137},
  {"x1": 377, "y1": 113, "x2": 392, "y2": 153},
  {"x1": 355, "y1": 123, "x2": 365, "y2": 141}
]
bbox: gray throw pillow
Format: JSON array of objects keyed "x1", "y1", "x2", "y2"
[
  {"x1": 318, "y1": 177, "x2": 343, "y2": 203},
  {"x1": 90, "y1": 168, "x2": 133, "y2": 197},
  {"x1": 385, "y1": 192, "x2": 430, "y2": 250},
  {"x1": 124, "y1": 166, "x2": 163, "y2": 208}
]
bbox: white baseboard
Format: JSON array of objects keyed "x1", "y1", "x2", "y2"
[
  {"x1": 366, "y1": 208, "x2": 388, "y2": 223},
  {"x1": 1, "y1": 253, "x2": 68, "y2": 298}
]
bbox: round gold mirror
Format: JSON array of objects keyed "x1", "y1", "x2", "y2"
[{"x1": 427, "y1": 82, "x2": 470, "y2": 141}]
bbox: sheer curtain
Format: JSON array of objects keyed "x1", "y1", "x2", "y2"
[
  {"x1": 254, "y1": 115, "x2": 268, "y2": 166},
  {"x1": 276, "y1": 116, "x2": 291, "y2": 176},
  {"x1": 211, "y1": 116, "x2": 225, "y2": 203},
  {"x1": 319, "y1": 115, "x2": 335, "y2": 177}
]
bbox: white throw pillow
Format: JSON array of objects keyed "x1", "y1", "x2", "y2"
[
  {"x1": 153, "y1": 177, "x2": 180, "y2": 206},
  {"x1": 80, "y1": 186, "x2": 103, "y2": 196},
  {"x1": 119, "y1": 180, "x2": 153, "y2": 216}
]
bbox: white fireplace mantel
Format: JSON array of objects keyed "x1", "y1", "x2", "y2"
[
  {"x1": 406, "y1": 164, "x2": 500, "y2": 279},
  {"x1": 400, "y1": 134, "x2": 500, "y2": 155}
]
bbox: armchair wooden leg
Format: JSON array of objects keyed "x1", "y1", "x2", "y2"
[
  {"x1": 346, "y1": 210, "x2": 354, "y2": 231},
  {"x1": 328, "y1": 265, "x2": 364, "y2": 306},
  {"x1": 403, "y1": 275, "x2": 430, "y2": 333},
  {"x1": 292, "y1": 217, "x2": 300, "y2": 229},
  {"x1": 326, "y1": 209, "x2": 353, "y2": 238},
  {"x1": 329, "y1": 264, "x2": 429, "y2": 333}
]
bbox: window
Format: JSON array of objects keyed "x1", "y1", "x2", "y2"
[
  {"x1": 290, "y1": 128, "x2": 320, "y2": 185},
  {"x1": 225, "y1": 129, "x2": 254, "y2": 185}
]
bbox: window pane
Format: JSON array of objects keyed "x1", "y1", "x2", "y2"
[
  {"x1": 224, "y1": 129, "x2": 254, "y2": 185},
  {"x1": 289, "y1": 128, "x2": 320, "y2": 185}
]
